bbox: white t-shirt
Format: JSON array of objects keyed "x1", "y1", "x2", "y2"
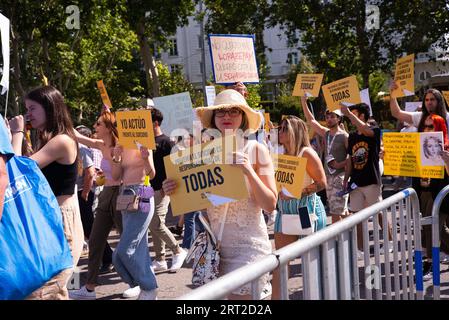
[{"x1": 411, "y1": 112, "x2": 449, "y2": 132}]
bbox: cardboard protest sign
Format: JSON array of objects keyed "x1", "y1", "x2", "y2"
[
  {"x1": 0, "y1": 13, "x2": 10, "y2": 96},
  {"x1": 205, "y1": 86, "x2": 216, "y2": 106},
  {"x1": 383, "y1": 132, "x2": 444, "y2": 179},
  {"x1": 442, "y1": 91, "x2": 449, "y2": 107},
  {"x1": 271, "y1": 154, "x2": 307, "y2": 198},
  {"x1": 116, "y1": 110, "x2": 155, "y2": 150},
  {"x1": 360, "y1": 88, "x2": 373, "y2": 116},
  {"x1": 164, "y1": 136, "x2": 249, "y2": 216},
  {"x1": 153, "y1": 92, "x2": 194, "y2": 137},
  {"x1": 264, "y1": 113, "x2": 271, "y2": 132},
  {"x1": 405, "y1": 101, "x2": 422, "y2": 112},
  {"x1": 322, "y1": 75, "x2": 361, "y2": 111},
  {"x1": 391, "y1": 54, "x2": 415, "y2": 98},
  {"x1": 96, "y1": 80, "x2": 112, "y2": 109},
  {"x1": 209, "y1": 34, "x2": 259, "y2": 84},
  {"x1": 292, "y1": 74, "x2": 324, "y2": 97}
]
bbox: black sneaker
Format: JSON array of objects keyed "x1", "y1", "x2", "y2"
[{"x1": 99, "y1": 263, "x2": 114, "y2": 275}]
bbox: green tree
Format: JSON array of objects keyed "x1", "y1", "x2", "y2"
[{"x1": 270, "y1": 0, "x2": 449, "y2": 89}]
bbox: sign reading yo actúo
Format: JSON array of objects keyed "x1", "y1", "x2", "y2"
[{"x1": 116, "y1": 110, "x2": 155, "y2": 150}]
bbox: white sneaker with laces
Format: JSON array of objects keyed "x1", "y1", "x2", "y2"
[
  {"x1": 152, "y1": 260, "x2": 168, "y2": 272},
  {"x1": 138, "y1": 289, "x2": 158, "y2": 300},
  {"x1": 122, "y1": 286, "x2": 141, "y2": 298},
  {"x1": 69, "y1": 286, "x2": 96, "y2": 300},
  {"x1": 169, "y1": 248, "x2": 187, "y2": 273},
  {"x1": 423, "y1": 272, "x2": 433, "y2": 281}
]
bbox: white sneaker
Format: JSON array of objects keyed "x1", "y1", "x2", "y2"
[
  {"x1": 138, "y1": 289, "x2": 158, "y2": 300},
  {"x1": 260, "y1": 282, "x2": 272, "y2": 300},
  {"x1": 423, "y1": 271, "x2": 433, "y2": 281},
  {"x1": 379, "y1": 241, "x2": 394, "y2": 254},
  {"x1": 169, "y1": 248, "x2": 187, "y2": 273},
  {"x1": 357, "y1": 250, "x2": 364, "y2": 261},
  {"x1": 122, "y1": 286, "x2": 141, "y2": 298},
  {"x1": 152, "y1": 260, "x2": 168, "y2": 272},
  {"x1": 69, "y1": 286, "x2": 96, "y2": 300},
  {"x1": 441, "y1": 252, "x2": 449, "y2": 264}
]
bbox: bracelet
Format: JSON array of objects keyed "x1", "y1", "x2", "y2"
[{"x1": 12, "y1": 130, "x2": 25, "y2": 134}]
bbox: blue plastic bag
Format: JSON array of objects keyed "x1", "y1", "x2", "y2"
[{"x1": 0, "y1": 156, "x2": 73, "y2": 300}]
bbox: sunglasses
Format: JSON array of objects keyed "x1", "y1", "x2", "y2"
[
  {"x1": 423, "y1": 124, "x2": 434, "y2": 129},
  {"x1": 214, "y1": 108, "x2": 242, "y2": 118}
]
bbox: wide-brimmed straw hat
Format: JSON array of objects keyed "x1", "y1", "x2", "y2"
[{"x1": 195, "y1": 89, "x2": 262, "y2": 133}]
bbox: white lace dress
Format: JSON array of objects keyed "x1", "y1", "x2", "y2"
[{"x1": 207, "y1": 141, "x2": 272, "y2": 296}]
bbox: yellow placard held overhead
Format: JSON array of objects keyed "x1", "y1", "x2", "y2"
[
  {"x1": 116, "y1": 110, "x2": 156, "y2": 150},
  {"x1": 164, "y1": 136, "x2": 249, "y2": 216},
  {"x1": 322, "y1": 75, "x2": 361, "y2": 112},
  {"x1": 271, "y1": 154, "x2": 307, "y2": 198},
  {"x1": 292, "y1": 74, "x2": 324, "y2": 98},
  {"x1": 442, "y1": 91, "x2": 449, "y2": 107},
  {"x1": 383, "y1": 132, "x2": 444, "y2": 179},
  {"x1": 97, "y1": 80, "x2": 112, "y2": 108},
  {"x1": 391, "y1": 54, "x2": 415, "y2": 99}
]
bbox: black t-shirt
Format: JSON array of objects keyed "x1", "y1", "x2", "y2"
[
  {"x1": 151, "y1": 134, "x2": 174, "y2": 191},
  {"x1": 348, "y1": 127, "x2": 381, "y2": 187}
]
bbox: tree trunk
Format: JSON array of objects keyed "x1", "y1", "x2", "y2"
[
  {"x1": 137, "y1": 21, "x2": 160, "y2": 97},
  {"x1": 356, "y1": 1, "x2": 370, "y2": 89},
  {"x1": 10, "y1": 27, "x2": 26, "y2": 105}
]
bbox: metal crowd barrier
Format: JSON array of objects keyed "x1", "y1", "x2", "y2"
[{"x1": 179, "y1": 188, "x2": 442, "y2": 300}]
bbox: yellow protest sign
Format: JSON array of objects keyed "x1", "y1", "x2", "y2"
[
  {"x1": 292, "y1": 74, "x2": 324, "y2": 97},
  {"x1": 264, "y1": 113, "x2": 271, "y2": 132},
  {"x1": 442, "y1": 91, "x2": 449, "y2": 107},
  {"x1": 164, "y1": 136, "x2": 249, "y2": 216},
  {"x1": 96, "y1": 80, "x2": 112, "y2": 108},
  {"x1": 116, "y1": 110, "x2": 155, "y2": 150},
  {"x1": 383, "y1": 132, "x2": 444, "y2": 179},
  {"x1": 391, "y1": 54, "x2": 415, "y2": 99},
  {"x1": 322, "y1": 75, "x2": 361, "y2": 111},
  {"x1": 272, "y1": 154, "x2": 307, "y2": 198}
]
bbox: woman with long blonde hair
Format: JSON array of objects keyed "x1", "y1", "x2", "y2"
[{"x1": 271, "y1": 115, "x2": 327, "y2": 300}]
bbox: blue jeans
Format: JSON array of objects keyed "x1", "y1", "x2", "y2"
[
  {"x1": 181, "y1": 211, "x2": 204, "y2": 249},
  {"x1": 113, "y1": 185, "x2": 158, "y2": 291}
]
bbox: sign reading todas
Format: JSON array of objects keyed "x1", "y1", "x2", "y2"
[
  {"x1": 96, "y1": 80, "x2": 112, "y2": 108},
  {"x1": 383, "y1": 132, "x2": 444, "y2": 179},
  {"x1": 271, "y1": 154, "x2": 307, "y2": 198},
  {"x1": 322, "y1": 75, "x2": 361, "y2": 111},
  {"x1": 164, "y1": 136, "x2": 249, "y2": 216},
  {"x1": 116, "y1": 110, "x2": 155, "y2": 150},
  {"x1": 391, "y1": 54, "x2": 415, "y2": 98},
  {"x1": 292, "y1": 74, "x2": 324, "y2": 97},
  {"x1": 209, "y1": 34, "x2": 259, "y2": 84}
]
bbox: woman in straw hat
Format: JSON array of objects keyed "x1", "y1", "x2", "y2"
[{"x1": 162, "y1": 89, "x2": 277, "y2": 299}]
